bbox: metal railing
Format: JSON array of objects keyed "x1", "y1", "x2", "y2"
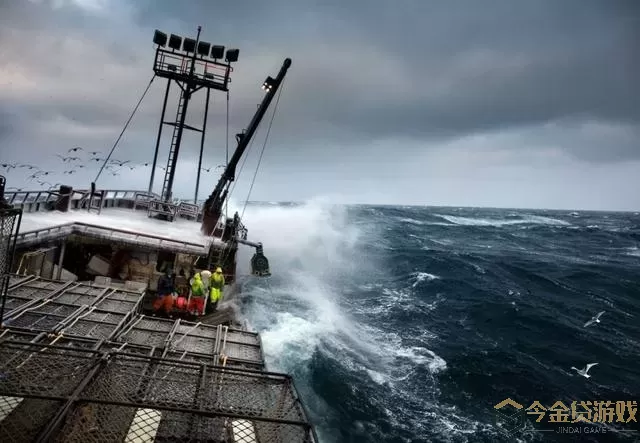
[
  {"x1": 154, "y1": 48, "x2": 232, "y2": 88},
  {"x1": 5, "y1": 188, "x2": 167, "y2": 214}
]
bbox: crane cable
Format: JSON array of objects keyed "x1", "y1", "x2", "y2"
[
  {"x1": 240, "y1": 76, "x2": 285, "y2": 221},
  {"x1": 226, "y1": 75, "x2": 287, "y2": 204},
  {"x1": 224, "y1": 89, "x2": 230, "y2": 221},
  {"x1": 94, "y1": 74, "x2": 156, "y2": 183},
  {"x1": 227, "y1": 131, "x2": 256, "y2": 201}
]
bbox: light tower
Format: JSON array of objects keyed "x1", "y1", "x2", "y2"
[{"x1": 148, "y1": 27, "x2": 240, "y2": 204}]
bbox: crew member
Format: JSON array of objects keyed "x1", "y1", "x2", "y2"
[
  {"x1": 207, "y1": 267, "x2": 225, "y2": 314},
  {"x1": 189, "y1": 272, "x2": 207, "y2": 316},
  {"x1": 153, "y1": 269, "x2": 175, "y2": 316}
]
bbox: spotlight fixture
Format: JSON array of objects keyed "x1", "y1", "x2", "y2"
[
  {"x1": 210, "y1": 45, "x2": 225, "y2": 59},
  {"x1": 153, "y1": 30, "x2": 167, "y2": 47},
  {"x1": 225, "y1": 49, "x2": 239, "y2": 63},
  {"x1": 182, "y1": 37, "x2": 196, "y2": 53},
  {"x1": 262, "y1": 76, "x2": 275, "y2": 91},
  {"x1": 197, "y1": 41, "x2": 211, "y2": 56},
  {"x1": 168, "y1": 34, "x2": 182, "y2": 50}
]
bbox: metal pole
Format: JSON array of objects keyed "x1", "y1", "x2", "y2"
[
  {"x1": 195, "y1": 88, "x2": 211, "y2": 204},
  {"x1": 163, "y1": 26, "x2": 201, "y2": 202},
  {"x1": 149, "y1": 79, "x2": 172, "y2": 194},
  {"x1": 225, "y1": 90, "x2": 229, "y2": 219},
  {"x1": 55, "y1": 241, "x2": 66, "y2": 280}
]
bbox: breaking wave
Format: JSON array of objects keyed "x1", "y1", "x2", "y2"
[{"x1": 433, "y1": 213, "x2": 570, "y2": 227}]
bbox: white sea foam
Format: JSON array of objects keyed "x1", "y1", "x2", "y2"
[
  {"x1": 435, "y1": 213, "x2": 570, "y2": 227},
  {"x1": 397, "y1": 217, "x2": 425, "y2": 225},
  {"x1": 411, "y1": 271, "x2": 440, "y2": 287},
  {"x1": 19, "y1": 207, "x2": 215, "y2": 246},
  {"x1": 625, "y1": 246, "x2": 640, "y2": 257}
]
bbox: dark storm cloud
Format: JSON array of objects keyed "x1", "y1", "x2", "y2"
[
  {"x1": 1, "y1": 0, "x2": 638, "y2": 176},
  {"x1": 129, "y1": 0, "x2": 640, "y2": 160}
]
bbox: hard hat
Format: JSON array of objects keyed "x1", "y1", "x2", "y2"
[
  {"x1": 215, "y1": 267, "x2": 222, "y2": 273},
  {"x1": 201, "y1": 270, "x2": 211, "y2": 279}
]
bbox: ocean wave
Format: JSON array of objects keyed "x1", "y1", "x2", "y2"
[
  {"x1": 434, "y1": 213, "x2": 570, "y2": 227},
  {"x1": 235, "y1": 201, "x2": 639, "y2": 442},
  {"x1": 411, "y1": 271, "x2": 440, "y2": 287}
]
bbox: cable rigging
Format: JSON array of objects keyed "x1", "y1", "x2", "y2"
[
  {"x1": 240, "y1": 77, "x2": 286, "y2": 221},
  {"x1": 94, "y1": 74, "x2": 156, "y2": 183}
]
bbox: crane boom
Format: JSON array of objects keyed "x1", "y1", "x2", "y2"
[{"x1": 201, "y1": 58, "x2": 292, "y2": 236}]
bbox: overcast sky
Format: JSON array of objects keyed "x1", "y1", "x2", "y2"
[{"x1": 1, "y1": 0, "x2": 638, "y2": 210}]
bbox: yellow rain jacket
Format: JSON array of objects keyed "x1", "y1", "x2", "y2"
[
  {"x1": 210, "y1": 268, "x2": 225, "y2": 303},
  {"x1": 190, "y1": 273, "x2": 205, "y2": 297}
]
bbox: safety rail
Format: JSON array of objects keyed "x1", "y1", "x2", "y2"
[
  {"x1": 133, "y1": 190, "x2": 157, "y2": 210},
  {"x1": 4, "y1": 187, "x2": 207, "y2": 216},
  {"x1": 5, "y1": 189, "x2": 61, "y2": 206},
  {"x1": 154, "y1": 48, "x2": 233, "y2": 91},
  {"x1": 177, "y1": 201, "x2": 199, "y2": 220},
  {"x1": 147, "y1": 199, "x2": 177, "y2": 220}
]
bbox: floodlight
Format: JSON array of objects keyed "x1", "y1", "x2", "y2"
[
  {"x1": 225, "y1": 49, "x2": 239, "y2": 63},
  {"x1": 262, "y1": 76, "x2": 275, "y2": 91},
  {"x1": 183, "y1": 38, "x2": 196, "y2": 53},
  {"x1": 197, "y1": 41, "x2": 211, "y2": 56},
  {"x1": 210, "y1": 45, "x2": 225, "y2": 59},
  {"x1": 153, "y1": 30, "x2": 167, "y2": 47},
  {"x1": 168, "y1": 34, "x2": 182, "y2": 50}
]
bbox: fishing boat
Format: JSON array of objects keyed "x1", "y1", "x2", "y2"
[{"x1": 0, "y1": 27, "x2": 317, "y2": 442}]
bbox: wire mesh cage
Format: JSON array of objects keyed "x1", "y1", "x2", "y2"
[
  {"x1": 3, "y1": 279, "x2": 74, "y2": 319},
  {"x1": 68, "y1": 352, "x2": 315, "y2": 442},
  {"x1": 116, "y1": 315, "x2": 178, "y2": 349},
  {"x1": 0, "y1": 341, "x2": 316, "y2": 442},
  {"x1": 0, "y1": 340, "x2": 102, "y2": 443},
  {"x1": 92, "y1": 288, "x2": 144, "y2": 314},
  {"x1": 0, "y1": 177, "x2": 23, "y2": 324},
  {"x1": 114, "y1": 316, "x2": 266, "y2": 370},
  {"x1": 7, "y1": 274, "x2": 33, "y2": 289},
  {"x1": 53, "y1": 286, "x2": 108, "y2": 306}
]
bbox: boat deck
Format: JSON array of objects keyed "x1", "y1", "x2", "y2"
[
  {"x1": 0, "y1": 274, "x2": 317, "y2": 442},
  {"x1": 18, "y1": 207, "x2": 220, "y2": 254}
]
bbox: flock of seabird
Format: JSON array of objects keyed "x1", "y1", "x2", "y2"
[
  {"x1": 1, "y1": 147, "x2": 221, "y2": 191},
  {"x1": 571, "y1": 311, "x2": 606, "y2": 378}
]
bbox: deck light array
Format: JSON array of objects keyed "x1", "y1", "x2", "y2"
[{"x1": 153, "y1": 29, "x2": 239, "y2": 63}]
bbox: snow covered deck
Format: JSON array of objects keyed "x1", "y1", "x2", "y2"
[{"x1": 17, "y1": 208, "x2": 223, "y2": 255}]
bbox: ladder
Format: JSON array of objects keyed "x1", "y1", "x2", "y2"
[{"x1": 160, "y1": 90, "x2": 186, "y2": 202}]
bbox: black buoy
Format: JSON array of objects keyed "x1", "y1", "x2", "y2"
[{"x1": 250, "y1": 243, "x2": 271, "y2": 276}]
